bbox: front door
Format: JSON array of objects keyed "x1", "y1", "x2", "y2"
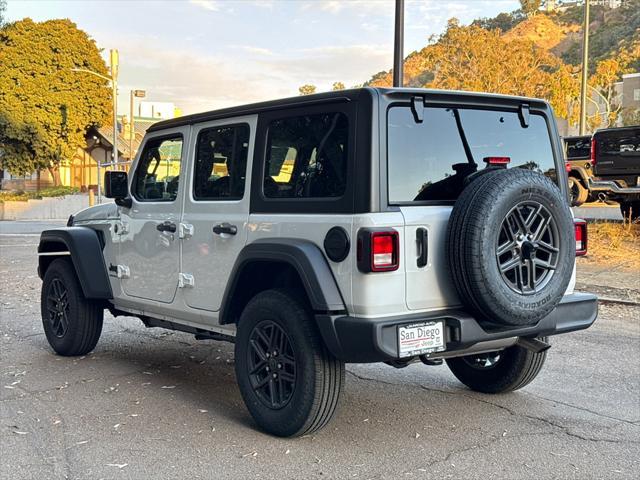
[
  {"x1": 180, "y1": 116, "x2": 255, "y2": 312},
  {"x1": 118, "y1": 128, "x2": 188, "y2": 303}
]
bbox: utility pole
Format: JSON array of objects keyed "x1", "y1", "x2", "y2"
[
  {"x1": 393, "y1": 0, "x2": 404, "y2": 88},
  {"x1": 71, "y1": 49, "x2": 119, "y2": 203},
  {"x1": 129, "y1": 89, "x2": 146, "y2": 163},
  {"x1": 579, "y1": 0, "x2": 590, "y2": 135},
  {"x1": 110, "y1": 49, "x2": 119, "y2": 169}
]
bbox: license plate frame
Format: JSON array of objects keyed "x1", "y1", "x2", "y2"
[{"x1": 397, "y1": 321, "x2": 446, "y2": 358}]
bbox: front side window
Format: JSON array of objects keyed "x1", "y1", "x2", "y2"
[
  {"x1": 193, "y1": 124, "x2": 250, "y2": 200},
  {"x1": 387, "y1": 106, "x2": 557, "y2": 203},
  {"x1": 264, "y1": 112, "x2": 348, "y2": 198},
  {"x1": 133, "y1": 136, "x2": 183, "y2": 201}
]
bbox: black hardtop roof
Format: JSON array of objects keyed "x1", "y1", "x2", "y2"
[
  {"x1": 147, "y1": 87, "x2": 550, "y2": 133},
  {"x1": 593, "y1": 125, "x2": 640, "y2": 137}
]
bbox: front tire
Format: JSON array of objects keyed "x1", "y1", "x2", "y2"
[
  {"x1": 41, "y1": 258, "x2": 104, "y2": 356},
  {"x1": 446, "y1": 339, "x2": 548, "y2": 393},
  {"x1": 235, "y1": 289, "x2": 344, "y2": 437}
]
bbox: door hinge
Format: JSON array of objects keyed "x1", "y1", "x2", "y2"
[
  {"x1": 178, "y1": 273, "x2": 195, "y2": 288},
  {"x1": 179, "y1": 223, "x2": 194, "y2": 239},
  {"x1": 113, "y1": 221, "x2": 129, "y2": 235},
  {"x1": 113, "y1": 264, "x2": 130, "y2": 279}
]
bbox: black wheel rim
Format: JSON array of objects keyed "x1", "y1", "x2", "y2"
[
  {"x1": 247, "y1": 320, "x2": 296, "y2": 410},
  {"x1": 46, "y1": 278, "x2": 70, "y2": 338},
  {"x1": 496, "y1": 201, "x2": 560, "y2": 295},
  {"x1": 462, "y1": 352, "x2": 502, "y2": 369},
  {"x1": 569, "y1": 180, "x2": 579, "y2": 204}
]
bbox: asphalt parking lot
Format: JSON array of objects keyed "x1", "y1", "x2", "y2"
[{"x1": 1, "y1": 222, "x2": 639, "y2": 480}]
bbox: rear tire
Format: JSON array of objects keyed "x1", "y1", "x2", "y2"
[
  {"x1": 446, "y1": 338, "x2": 548, "y2": 393},
  {"x1": 235, "y1": 289, "x2": 344, "y2": 437},
  {"x1": 41, "y1": 258, "x2": 103, "y2": 356},
  {"x1": 568, "y1": 177, "x2": 588, "y2": 207}
]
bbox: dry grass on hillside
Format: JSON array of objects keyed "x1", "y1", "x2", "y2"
[{"x1": 583, "y1": 220, "x2": 640, "y2": 271}]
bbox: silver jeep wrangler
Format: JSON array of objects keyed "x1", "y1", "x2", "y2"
[{"x1": 38, "y1": 88, "x2": 598, "y2": 437}]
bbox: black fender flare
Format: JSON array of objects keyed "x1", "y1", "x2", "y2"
[
  {"x1": 38, "y1": 227, "x2": 113, "y2": 299},
  {"x1": 568, "y1": 165, "x2": 591, "y2": 186},
  {"x1": 220, "y1": 238, "x2": 346, "y2": 323}
]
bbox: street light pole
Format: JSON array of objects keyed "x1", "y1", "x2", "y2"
[
  {"x1": 129, "y1": 89, "x2": 146, "y2": 163},
  {"x1": 393, "y1": 0, "x2": 405, "y2": 88},
  {"x1": 579, "y1": 0, "x2": 590, "y2": 135},
  {"x1": 110, "y1": 49, "x2": 119, "y2": 170},
  {"x1": 71, "y1": 50, "x2": 119, "y2": 203}
]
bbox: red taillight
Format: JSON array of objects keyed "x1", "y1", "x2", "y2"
[
  {"x1": 357, "y1": 229, "x2": 399, "y2": 273},
  {"x1": 574, "y1": 219, "x2": 587, "y2": 256},
  {"x1": 483, "y1": 156, "x2": 511, "y2": 166},
  {"x1": 565, "y1": 162, "x2": 571, "y2": 173},
  {"x1": 590, "y1": 138, "x2": 596, "y2": 165}
]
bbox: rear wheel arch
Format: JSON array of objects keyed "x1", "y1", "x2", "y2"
[
  {"x1": 568, "y1": 168, "x2": 589, "y2": 187},
  {"x1": 219, "y1": 239, "x2": 346, "y2": 325}
]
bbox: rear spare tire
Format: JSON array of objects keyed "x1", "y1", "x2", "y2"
[{"x1": 446, "y1": 168, "x2": 574, "y2": 326}]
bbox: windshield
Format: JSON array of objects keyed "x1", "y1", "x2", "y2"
[{"x1": 387, "y1": 106, "x2": 557, "y2": 203}]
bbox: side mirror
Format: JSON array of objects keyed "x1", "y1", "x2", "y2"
[{"x1": 104, "y1": 171, "x2": 132, "y2": 207}]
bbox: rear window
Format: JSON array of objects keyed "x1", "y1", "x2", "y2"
[
  {"x1": 596, "y1": 130, "x2": 640, "y2": 157},
  {"x1": 387, "y1": 106, "x2": 557, "y2": 203},
  {"x1": 565, "y1": 137, "x2": 591, "y2": 160}
]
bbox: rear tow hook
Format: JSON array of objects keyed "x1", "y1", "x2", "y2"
[{"x1": 517, "y1": 337, "x2": 551, "y2": 353}]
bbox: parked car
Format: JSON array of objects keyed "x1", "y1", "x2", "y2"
[
  {"x1": 37, "y1": 88, "x2": 598, "y2": 437},
  {"x1": 563, "y1": 135, "x2": 593, "y2": 206},
  {"x1": 588, "y1": 126, "x2": 640, "y2": 220}
]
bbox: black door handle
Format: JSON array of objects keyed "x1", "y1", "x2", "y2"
[
  {"x1": 213, "y1": 223, "x2": 238, "y2": 235},
  {"x1": 157, "y1": 221, "x2": 177, "y2": 233},
  {"x1": 416, "y1": 227, "x2": 428, "y2": 268}
]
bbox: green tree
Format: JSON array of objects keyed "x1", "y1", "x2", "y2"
[
  {"x1": 0, "y1": 18, "x2": 111, "y2": 184},
  {"x1": 520, "y1": 0, "x2": 541, "y2": 17},
  {"x1": 332, "y1": 81, "x2": 345, "y2": 91},
  {"x1": 298, "y1": 84, "x2": 317, "y2": 95}
]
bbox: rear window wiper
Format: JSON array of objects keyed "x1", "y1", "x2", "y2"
[{"x1": 452, "y1": 108, "x2": 475, "y2": 166}]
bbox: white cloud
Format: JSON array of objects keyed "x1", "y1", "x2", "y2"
[
  {"x1": 188, "y1": 0, "x2": 220, "y2": 12},
  {"x1": 239, "y1": 46, "x2": 275, "y2": 56}
]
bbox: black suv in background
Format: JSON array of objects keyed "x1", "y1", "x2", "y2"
[{"x1": 588, "y1": 126, "x2": 640, "y2": 220}]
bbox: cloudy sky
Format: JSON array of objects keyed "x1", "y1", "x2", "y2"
[{"x1": 7, "y1": 0, "x2": 519, "y2": 115}]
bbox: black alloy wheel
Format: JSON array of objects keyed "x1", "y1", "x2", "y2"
[
  {"x1": 247, "y1": 320, "x2": 296, "y2": 410},
  {"x1": 45, "y1": 278, "x2": 70, "y2": 338}
]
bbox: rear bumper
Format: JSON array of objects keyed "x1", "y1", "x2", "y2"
[
  {"x1": 588, "y1": 178, "x2": 640, "y2": 194},
  {"x1": 316, "y1": 292, "x2": 598, "y2": 363}
]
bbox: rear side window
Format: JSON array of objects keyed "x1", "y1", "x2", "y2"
[
  {"x1": 193, "y1": 124, "x2": 250, "y2": 200},
  {"x1": 263, "y1": 112, "x2": 348, "y2": 198},
  {"x1": 387, "y1": 106, "x2": 557, "y2": 203},
  {"x1": 133, "y1": 136, "x2": 183, "y2": 202},
  {"x1": 565, "y1": 137, "x2": 591, "y2": 160}
]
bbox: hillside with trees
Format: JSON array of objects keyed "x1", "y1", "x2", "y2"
[{"x1": 360, "y1": 0, "x2": 639, "y2": 130}]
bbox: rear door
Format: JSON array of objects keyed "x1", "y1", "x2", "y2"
[
  {"x1": 180, "y1": 116, "x2": 255, "y2": 312},
  {"x1": 386, "y1": 103, "x2": 560, "y2": 311}
]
